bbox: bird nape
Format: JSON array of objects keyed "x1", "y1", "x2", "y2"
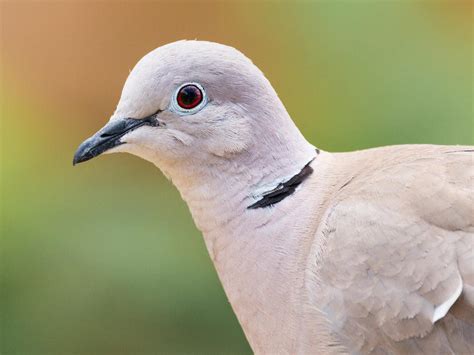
[{"x1": 74, "y1": 40, "x2": 473, "y2": 354}]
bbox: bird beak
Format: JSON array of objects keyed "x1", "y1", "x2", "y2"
[{"x1": 73, "y1": 115, "x2": 159, "y2": 165}]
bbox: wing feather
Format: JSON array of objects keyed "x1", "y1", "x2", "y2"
[{"x1": 315, "y1": 149, "x2": 473, "y2": 353}]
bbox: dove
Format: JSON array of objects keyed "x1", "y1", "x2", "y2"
[{"x1": 73, "y1": 41, "x2": 473, "y2": 354}]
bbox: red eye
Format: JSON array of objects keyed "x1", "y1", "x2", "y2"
[{"x1": 176, "y1": 84, "x2": 203, "y2": 110}]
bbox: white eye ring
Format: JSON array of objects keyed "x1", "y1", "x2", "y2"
[{"x1": 169, "y1": 82, "x2": 208, "y2": 115}]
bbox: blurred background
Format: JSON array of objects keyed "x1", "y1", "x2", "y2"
[{"x1": 1, "y1": 1, "x2": 472, "y2": 354}]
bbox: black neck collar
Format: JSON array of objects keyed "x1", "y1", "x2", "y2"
[{"x1": 247, "y1": 152, "x2": 317, "y2": 210}]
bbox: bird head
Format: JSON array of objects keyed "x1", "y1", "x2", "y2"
[{"x1": 74, "y1": 41, "x2": 315, "y2": 199}]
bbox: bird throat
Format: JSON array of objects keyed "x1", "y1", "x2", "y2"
[{"x1": 247, "y1": 152, "x2": 317, "y2": 209}]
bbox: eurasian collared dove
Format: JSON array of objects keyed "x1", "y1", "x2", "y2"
[{"x1": 73, "y1": 41, "x2": 473, "y2": 354}]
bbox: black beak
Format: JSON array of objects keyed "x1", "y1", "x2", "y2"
[{"x1": 73, "y1": 115, "x2": 159, "y2": 165}]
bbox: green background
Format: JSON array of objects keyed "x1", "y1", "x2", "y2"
[{"x1": 1, "y1": 1, "x2": 472, "y2": 354}]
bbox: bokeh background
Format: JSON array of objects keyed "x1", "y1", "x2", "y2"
[{"x1": 1, "y1": 1, "x2": 472, "y2": 354}]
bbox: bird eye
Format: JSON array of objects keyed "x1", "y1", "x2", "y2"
[
  {"x1": 177, "y1": 84, "x2": 202, "y2": 109},
  {"x1": 170, "y1": 83, "x2": 207, "y2": 115}
]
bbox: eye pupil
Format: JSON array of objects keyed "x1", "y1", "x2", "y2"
[{"x1": 177, "y1": 84, "x2": 203, "y2": 109}]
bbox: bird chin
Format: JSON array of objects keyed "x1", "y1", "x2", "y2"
[{"x1": 110, "y1": 142, "x2": 162, "y2": 166}]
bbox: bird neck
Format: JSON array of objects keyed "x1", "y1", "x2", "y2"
[
  {"x1": 148, "y1": 121, "x2": 321, "y2": 351},
  {"x1": 162, "y1": 136, "x2": 317, "y2": 236}
]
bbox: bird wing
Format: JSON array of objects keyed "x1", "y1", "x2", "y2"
[{"x1": 314, "y1": 147, "x2": 473, "y2": 354}]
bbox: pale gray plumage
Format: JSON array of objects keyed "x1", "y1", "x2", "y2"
[{"x1": 74, "y1": 40, "x2": 473, "y2": 354}]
